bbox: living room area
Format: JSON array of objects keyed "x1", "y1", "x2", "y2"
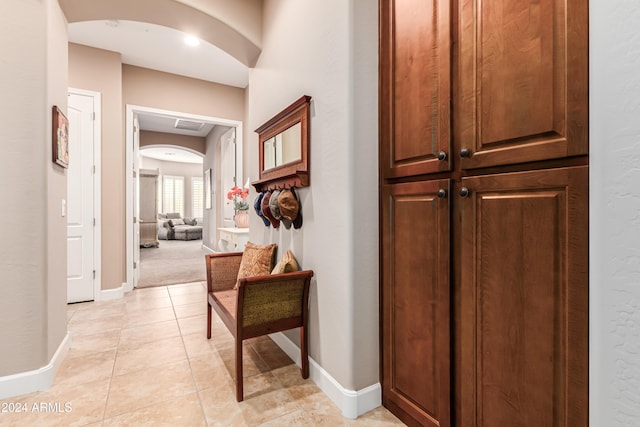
[{"x1": 137, "y1": 140, "x2": 207, "y2": 288}]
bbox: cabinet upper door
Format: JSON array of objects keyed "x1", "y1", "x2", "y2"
[
  {"x1": 382, "y1": 179, "x2": 451, "y2": 427},
  {"x1": 457, "y1": 166, "x2": 588, "y2": 427},
  {"x1": 380, "y1": 0, "x2": 451, "y2": 178},
  {"x1": 456, "y1": 0, "x2": 588, "y2": 169}
]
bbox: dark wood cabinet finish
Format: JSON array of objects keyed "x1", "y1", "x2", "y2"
[
  {"x1": 457, "y1": 166, "x2": 588, "y2": 427},
  {"x1": 456, "y1": 0, "x2": 588, "y2": 169},
  {"x1": 382, "y1": 180, "x2": 451, "y2": 427},
  {"x1": 379, "y1": 1, "x2": 589, "y2": 426},
  {"x1": 380, "y1": 0, "x2": 451, "y2": 178}
]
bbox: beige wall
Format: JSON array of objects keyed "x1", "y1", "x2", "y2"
[
  {"x1": 123, "y1": 65, "x2": 245, "y2": 121},
  {"x1": 0, "y1": 0, "x2": 68, "y2": 376},
  {"x1": 68, "y1": 43, "x2": 125, "y2": 290},
  {"x1": 248, "y1": 0, "x2": 379, "y2": 391},
  {"x1": 140, "y1": 130, "x2": 206, "y2": 155},
  {"x1": 68, "y1": 52, "x2": 245, "y2": 292},
  {"x1": 46, "y1": 0, "x2": 72, "y2": 362},
  {"x1": 138, "y1": 156, "x2": 203, "y2": 218}
]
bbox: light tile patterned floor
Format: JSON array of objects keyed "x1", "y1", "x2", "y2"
[{"x1": 1, "y1": 282, "x2": 404, "y2": 426}]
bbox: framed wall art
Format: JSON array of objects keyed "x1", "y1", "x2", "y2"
[{"x1": 52, "y1": 106, "x2": 69, "y2": 168}]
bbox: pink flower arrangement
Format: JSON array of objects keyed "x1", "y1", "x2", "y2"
[{"x1": 226, "y1": 185, "x2": 250, "y2": 210}]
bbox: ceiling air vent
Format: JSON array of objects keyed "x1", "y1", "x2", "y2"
[{"x1": 174, "y1": 119, "x2": 204, "y2": 131}]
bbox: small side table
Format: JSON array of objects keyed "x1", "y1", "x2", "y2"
[{"x1": 218, "y1": 227, "x2": 249, "y2": 252}]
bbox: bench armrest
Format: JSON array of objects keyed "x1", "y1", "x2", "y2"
[
  {"x1": 205, "y1": 252, "x2": 243, "y2": 292},
  {"x1": 237, "y1": 270, "x2": 314, "y2": 328}
]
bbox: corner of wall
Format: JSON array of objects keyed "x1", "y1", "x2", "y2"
[{"x1": 269, "y1": 332, "x2": 381, "y2": 419}]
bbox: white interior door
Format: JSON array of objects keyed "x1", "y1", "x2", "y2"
[
  {"x1": 133, "y1": 117, "x2": 140, "y2": 287},
  {"x1": 221, "y1": 127, "x2": 236, "y2": 227},
  {"x1": 67, "y1": 92, "x2": 95, "y2": 303}
]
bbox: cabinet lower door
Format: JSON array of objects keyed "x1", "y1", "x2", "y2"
[
  {"x1": 458, "y1": 166, "x2": 588, "y2": 427},
  {"x1": 382, "y1": 180, "x2": 450, "y2": 427}
]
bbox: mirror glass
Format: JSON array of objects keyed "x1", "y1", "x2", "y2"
[
  {"x1": 262, "y1": 122, "x2": 302, "y2": 171},
  {"x1": 255, "y1": 95, "x2": 311, "y2": 191}
]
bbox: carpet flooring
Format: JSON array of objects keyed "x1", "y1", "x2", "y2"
[{"x1": 138, "y1": 240, "x2": 208, "y2": 288}]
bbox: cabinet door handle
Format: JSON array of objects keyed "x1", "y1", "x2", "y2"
[
  {"x1": 437, "y1": 189, "x2": 447, "y2": 198},
  {"x1": 459, "y1": 148, "x2": 471, "y2": 158},
  {"x1": 437, "y1": 151, "x2": 447, "y2": 161},
  {"x1": 459, "y1": 187, "x2": 470, "y2": 198}
]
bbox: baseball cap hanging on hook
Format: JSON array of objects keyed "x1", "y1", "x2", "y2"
[
  {"x1": 290, "y1": 187, "x2": 303, "y2": 229},
  {"x1": 261, "y1": 191, "x2": 280, "y2": 228},
  {"x1": 278, "y1": 189, "x2": 299, "y2": 230},
  {"x1": 253, "y1": 191, "x2": 270, "y2": 226}
]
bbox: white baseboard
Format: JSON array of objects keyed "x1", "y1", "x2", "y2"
[
  {"x1": 269, "y1": 332, "x2": 381, "y2": 419},
  {"x1": 96, "y1": 283, "x2": 124, "y2": 301},
  {"x1": 201, "y1": 243, "x2": 216, "y2": 253},
  {"x1": 0, "y1": 332, "x2": 72, "y2": 399}
]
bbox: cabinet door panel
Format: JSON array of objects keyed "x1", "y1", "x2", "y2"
[
  {"x1": 380, "y1": 0, "x2": 451, "y2": 178},
  {"x1": 382, "y1": 180, "x2": 450, "y2": 427},
  {"x1": 458, "y1": 166, "x2": 588, "y2": 427},
  {"x1": 456, "y1": 0, "x2": 588, "y2": 168}
]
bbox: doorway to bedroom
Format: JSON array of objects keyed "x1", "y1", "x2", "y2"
[
  {"x1": 126, "y1": 105, "x2": 244, "y2": 290},
  {"x1": 137, "y1": 145, "x2": 206, "y2": 288}
]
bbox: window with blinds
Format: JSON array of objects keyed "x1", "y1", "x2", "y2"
[
  {"x1": 192, "y1": 176, "x2": 204, "y2": 219},
  {"x1": 162, "y1": 175, "x2": 184, "y2": 216}
]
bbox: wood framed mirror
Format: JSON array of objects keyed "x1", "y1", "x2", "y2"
[{"x1": 253, "y1": 95, "x2": 311, "y2": 192}]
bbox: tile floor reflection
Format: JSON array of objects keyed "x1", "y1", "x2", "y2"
[{"x1": 1, "y1": 282, "x2": 404, "y2": 426}]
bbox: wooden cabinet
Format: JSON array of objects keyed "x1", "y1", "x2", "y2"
[
  {"x1": 380, "y1": 0, "x2": 451, "y2": 178},
  {"x1": 381, "y1": 180, "x2": 450, "y2": 427},
  {"x1": 457, "y1": 167, "x2": 588, "y2": 426},
  {"x1": 379, "y1": 0, "x2": 589, "y2": 425},
  {"x1": 455, "y1": 0, "x2": 588, "y2": 169}
]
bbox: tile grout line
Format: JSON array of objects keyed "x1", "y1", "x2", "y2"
[
  {"x1": 98, "y1": 301, "x2": 125, "y2": 424},
  {"x1": 102, "y1": 285, "x2": 197, "y2": 423},
  {"x1": 170, "y1": 282, "x2": 211, "y2": 426}
]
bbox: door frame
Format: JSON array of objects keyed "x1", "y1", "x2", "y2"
[
  {"x1": 124, "y1": 104, "x2": 243, "y2": 291},
  {"x1": 68, "y1": 87, "x2": 102, "y2": 300}
]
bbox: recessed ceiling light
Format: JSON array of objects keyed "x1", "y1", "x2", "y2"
[{"x1": 184, "y1": 35, "x2": 200, "y2": 46}]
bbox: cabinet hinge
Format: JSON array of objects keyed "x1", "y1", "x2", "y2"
[
  {"x1": 92, "y1": 270, "x2": 96, "y2": 279},
  {"x1": 133, "y1": 261, "x2": 137, "y2": 269}
]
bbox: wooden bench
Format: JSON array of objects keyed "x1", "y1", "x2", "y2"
[{"x1": 205, "y1": 252, "x2": 314, "y2": 401}]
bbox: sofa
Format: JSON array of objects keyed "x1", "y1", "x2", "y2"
[{"x1": 157, "y1": 213, "x2": 203, "y2": 241}]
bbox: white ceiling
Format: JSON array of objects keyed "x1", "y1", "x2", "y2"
[
  {"x1": 137, "y1": 113, "x2": 215, "y2": 138},
  {"x1": 68, "y1": 19, "x2": 249, "y2": 88},
  {"x1": 69, "y1": 19, "x2": 244, "y2": 161}
]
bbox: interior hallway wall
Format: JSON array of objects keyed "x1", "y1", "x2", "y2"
[
  {"x1": 203, "y1": 125, "x2": 233, "y2": 251},
  {"x1": 247, "y1": 0, "x2": 379, "y2": 395},
  {"x1": 0, "y1": 0, "x2": 68, "y2": 377},
  {"x1": 68, "y1": 43, "x2": 124, "y2": 290},
  {"x1": 590, "y1": 1, "x2": 640, "y2": 425}
]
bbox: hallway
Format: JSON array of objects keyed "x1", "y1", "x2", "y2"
[{"x1": 1, "y1": 282, "x2": 402, "y2": 426}]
